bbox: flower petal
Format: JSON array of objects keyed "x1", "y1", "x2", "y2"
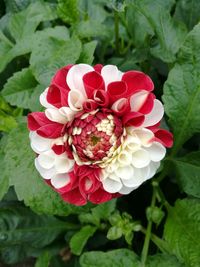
[
  {"x1": 107, "y1": 81, "x2": 127, "y2": 104},
  {"x1": 111, "y1": 98, "x2": 130, "y2": 116},
  {"x1": 68, "y1": 90, "x2": 86, "y2": 111},
  {"x1": 130, "y1": 90, "x2": 149, "y2": 112},
  {"x1": 29, "y1": 131, "x2": 52, "y2": 154},
  {"x1": 66, "y1": 64, "x2": 94, "y2": 96},
  {"x1": 83, "y1": 71, "x2": 105, "y2": 98},
  {"x1": 51, "y1": 173, "x2": 70, "y2": 189},
  {"x1": 132, "y1": 149, "x2": 150, "y2": 168},
  {"x1": 35, "y1": 158, "x2": 56, "y2": 179},
  {"x1": 115, "y1": 165, "x2": 134, "y2": 180},
  {"x1": 142, "y1": 100, "x2": 164, "y2": 127},
  {"x1": 45, "y1": 108, "x2": 69, "y2": 124},
  {"x1": 134, "y1": 128, "x2": 154, "y2": 147},
  {"x1": 122, "y1": 70, "x2": 154, "y2": 95},
  {"x1": 153, "y1": 129, "x2": 173, "y2": 148},
  {"x1": 145, "y1": 142, "x2": 166, "y2": 162},
  {"x1": 55, "y1": 154, "x2": 74, "y2": 173},
  {"x1": 61, "y1": 187, "x2": 87, "y2": 206},
  {"x1": 37, "y1": 150, "x2": 56, "y2": 169},
  {"x1": 122, "y1": 112, "x2": 145, "y2": 127},
  {"x1": 101, "y1": 65, "x2": 123, "y2": 87},
  {"x1": 40, "y1": 88, "x2": 54, "y2": 108},
  {"x1": 102, "y1": 177, "x2": 122, "y2": 193}
]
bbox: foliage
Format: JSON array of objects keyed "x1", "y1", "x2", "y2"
[{"x1": 0, "y1": 0, "x2": 200, "y2": 266}]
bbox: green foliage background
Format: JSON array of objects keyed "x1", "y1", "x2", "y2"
[{"x1": 0, "y1": 0, "x2": 200, "y2": 266}]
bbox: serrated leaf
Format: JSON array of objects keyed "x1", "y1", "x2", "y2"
[
  {"x1": 0, "y1": 1, "x2": 57, "y2": 73},
  {"x1": 163, "y1": 24, "x2": 200, "y2": 154},
  {"x1": 147, "y1": 254, "x2": 185, "y2": 267},
  {"x1": 131, "y1": 0, "x2": 187, "y2": 62},
  {"x1": 30, "y1": 29, "x2": 81, "y2": 86},
  {"x1": 0, "y1": 146, "x2": 9, "y2": 200},
  {"x1": 57, "y1": 0, "x2": 79, "y2": 24},
  {"x1": 164, "y1": 198, "x2": 200, "y2": 267},
  {"x1": 35, "y1": 251, "x2": 51, "y2": 267},
  {"x1": 174, "y1": 0, "x2": 200, "y2": 30},
  {"x1": 169, "y1": 152, "x2": 200, "y2": 198},
  {"x1": 1, "y1": 68, "x2": 43, "y2": 111},
  {"x1": 80, "y1": 249, "x2": 140, "y2": 267},
  {"x1": 4, "y1": 122, "x2": 91, "y2": 215},
  {"x1": 70, "y1": 225, "x2": 97, "y2": 256},
  {"x1": 78, "y1": 41, "x2": 97, "y2": 64}
]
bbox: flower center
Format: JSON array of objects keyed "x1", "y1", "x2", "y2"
[{"x1": 67, "y1": 109, "x2": 123, "y2": 165}]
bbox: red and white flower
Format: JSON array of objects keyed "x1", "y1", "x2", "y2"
[{"x1": 27, "y1": 64, "x2": 173, "y2": 206}]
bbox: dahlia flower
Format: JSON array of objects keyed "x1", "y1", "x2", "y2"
[{"x1": 27, "y1": 64, "x2": 173, "y2": 206}]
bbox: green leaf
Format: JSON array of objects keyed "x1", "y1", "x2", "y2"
[
  {"x1": 2, "y1": 68, "x2": 43, "y2": 111},
  {"x1": 174, "y1": 0, "x2": 200, "y2": 30},
  {"x1": 131, "y1": 0, "x2": 187, "y2": 62},
  {"x1": 163, "y1": 24, "x2": 200, "y2": 154},
  {"x1": 4, "y1": 122, "x2": 91, "y2": 215},
  {"x1": 107, "y1": 226, "x2": 123, "y2": 240},
  {"x1": 80, "y1": 249, "x2": 140, "y2": 267},
  {"x1": 57, "y1": 0, "x2": 79, "y2": 24},
  {"x1": 147, "y1": 254, "x2": 185, "y2": 267},
  {"x1": 0, "y1": 141, "x2": 9, "y2": 200},
  {"x1": 0, "y1": 205, "x2": 76, "y2": 248},
  {"x1": 169, "y1": 152, "x2": 200, "y2": 198},
  {"x1": 164, "y1": 198, "x2": 200, "y2": 267},
  {"x1": 30, "y1": 28, "x2": 81, "y2": 86},
  {"x1": 35, "y1": 251, "x2": 51, "y2": 267},
  {"x1": 78, "y1": 41, "x2": 97, "y2": 64},
  {"x1": 5, "y1": 0, "x2": 34, "y2": 13},
  {"x1": 0, "y1": 110, "x2": 17, "y2": 132},
  {"x1": 0, "y1": 1, "x2": 57, "y2": 73},
  {"x1": 70, "y1": 225, "x2": 97, "y2": 256}
]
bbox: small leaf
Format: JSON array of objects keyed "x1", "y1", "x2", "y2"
[
  {"x1": 57, "y1": 0, "x2": 79, "y2": 24},
  {"x1": 147, "y1": 254, "x2": 185, "y2": 267},
  {"x1": 164, "y1": 198, "x2": 200, "y2": 267},
  {"x1": 163, "y1": 24, "x2": 200, "y2": 154},
  {"x1": 169, "y1": 152, "x2": 200, "y2": 198},
  {"x1": 107, "y1": 226, "x2": 123, "y2": 240},
  {"x1": 146, "y1": 206, "x2": 165, "y2": 225},
  {"x1": 0, "y1": 141, "x2": 9, "y2": 200},
  {"x1": 0, "y1": 110, "x2": 17, "y2": 132},
  {"x1": 80, "y1": 249, "x2": 140, "y2": 267},
  {"x1": 35, "y1": 251, "x2": 51, "y2": 267},
  {"x1": 70, "y1": 225, "x2": 97, "y2": 256}
]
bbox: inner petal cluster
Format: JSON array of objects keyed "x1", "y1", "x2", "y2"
[{"x1": 66, "y1": 109, "x2": 124, "y2": 165}]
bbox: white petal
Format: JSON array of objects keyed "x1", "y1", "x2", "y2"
[
  {"x1": 55, "y1": 153, "x2": 74, "y2": 173},
  {"x1": 111, "y1": 98, "x2": 127, "y2": 112},
  {"x1": 142, "y1": 99, "x2": 164, "y2": 127},
  {"x1": 117, "y1": 150, "x2": 132, "y2": 166},
  {"x1": 132, "y1": 149, "x2": 150, "y2": 168},
  {"x1": 132, "y1": 165, "x2": 150, "y2": 185},
  {"x1": 68, "y1": 90, "x2": 86, "y2": 111},
  {"x1": 29, "y1": 131, "x2": 52, "y2": 154},
  {"x1": 37, "y1": 150, "x2": 56, "y2": 169},
  {"x1": 123, "y1": 134, "x2": 141, "y2": 152},
  {"x1": 40, "y1": 88, "x2": 54, "y2": 108},
  {"x1": 115, "y1": 165, "x2": 134, "y2": 180},
  {"x1": 148, "y1": 161, "x2": 160, "y2": 179},
  {"x1": 130, "y1": 90, "x2": 149, "y2": 112},
  {"x1": 101, "y1": 65, "x2": 123, "y2": 87},
  {"x1": 134, "y1": 129, "x2": 154, "y2": 147},
  {"x1": 45, "y1": 108, "x2": 68, "y2": 124},
  {"x1": 35, "y1": 158, "x2": 56, "y2": 179},
  {"x1": 51, "y1": 173, "x2": 70, "y2": 189},
  {"x1": 146, "y1": 142, "x2": 166, "y2": 162},
  {"x1": 66, "y1": 64, "x2": 94, "y2": 95},
  {"x1": 119, "y1": 186, "x2": 134, "y2": 195},
  {"x1": 59, "y1": 107, "x2": 76, "y2": 121},
  {"x1": 102, "y1": 177, "x2": 122, "y2": 193}
]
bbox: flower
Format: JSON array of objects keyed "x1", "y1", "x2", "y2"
[{"x1": 27, "y1": 64, "x2": 173, "y2": 206}]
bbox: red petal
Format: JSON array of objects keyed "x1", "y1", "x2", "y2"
[
  {"x1": 51, "y1": 65, "x2": 72, "y2": 91},
  {"x1": 83, "y1": 100, "x2": 98, "y2": 112},
  {"x1": 47, "y1": 85, "x2": 69, "y2": 108},
  {"x1": 122, "y1": 71, "x2": 154, "y2": 95},
  {"x1": 94, "y1": 64, "x2": 103, "y2": 73},
  {"x1": 107, "y1": 81, "x2": 128, "y2": 104},
  {"x1": 27, "y1": 112, "x2": 51, "y2": 131},
  {"x1": 61, "y1": 187, "x2": 87, "y2": 206},
  {"x1": 37, "y1": 123, "x2": 63, "y2": 138},
  {"x1": 138, "y1": 93, "x2": 155, "y2": 114},
  {"x1": 153, "y1": 129, "x2": 173, "y2": 148},
  {"x1": 88, "y1": 187, "x2": 113, "y2": 204},
  {"x1": 83, "y1": 71, "x2": 105, "y2": 98},
  {"x1": 93, "y1": 90, "x2": 109, "y2": 107},
  {"x1": 52, "y1": 144, "x2": 65, "y2": 155},
  {"x1": 111, "y1": 98, "x2": 130, "y2": 116},
  {"x1": 56, "y1": 172, "x2": 78, "y2": 194},
  {"x1": 122, "y1": 112, "x2": 145, "y2": 127}
]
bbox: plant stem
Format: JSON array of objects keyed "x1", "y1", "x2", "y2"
[
  {"x1": 140, "y1": 187, "x2": 156, "y2": 267},
  {"x1": 114, "y1": 10, "x2": 120, "y2": 55}
]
